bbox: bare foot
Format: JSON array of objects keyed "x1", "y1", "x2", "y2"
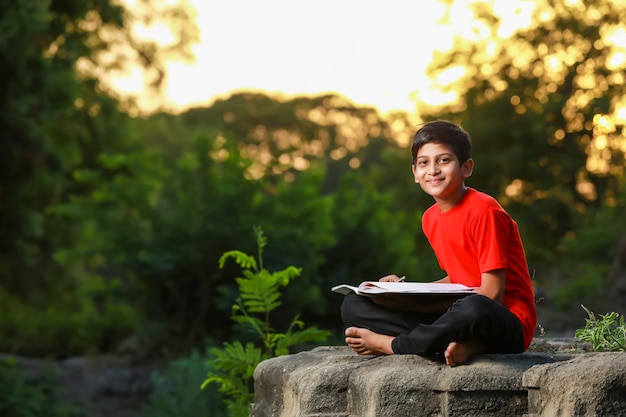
[
  {"x1": 444, "y1": 339, "x2": 486, "y2": 367},
  {"x1": 345, "y1": 327, "x2": 395, "y2": 356}
]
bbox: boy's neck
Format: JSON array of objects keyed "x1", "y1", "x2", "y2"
[{"x1": 436, "y1": 186, "x2": 468, "y2": 212}]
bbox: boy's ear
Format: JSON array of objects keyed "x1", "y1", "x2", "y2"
[{"x1": 462, "y1": 158, "x2": 474, "y2": 178}]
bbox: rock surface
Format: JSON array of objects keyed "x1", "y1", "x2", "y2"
[
  {"x1": 3, "y1": 337, "x2": 626, "y2": 417},
  {"x1": 524, "y1": 352, "x2": 626, "y2": 417},
  {"x1": 251, "y1": 345, "x2": 626, "y2": 417}
]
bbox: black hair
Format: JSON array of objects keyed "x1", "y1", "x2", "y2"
[{"x1": 410, "y1": 120, "x2": 472, "y2": 166}]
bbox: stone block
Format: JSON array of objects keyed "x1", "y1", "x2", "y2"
[
  {"x1": 250, "y1": 347, "x2": 577, "y2": 417},
  {"x1": 523, "y1": 352, "x2": 626, "y2": 417},
  {"x1": 251, "y1": 346, "x2": 368, "y2": 417}
]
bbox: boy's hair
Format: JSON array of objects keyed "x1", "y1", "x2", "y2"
[{"x1": 411, "y1": 120, "x2": 472, "y2": 166}]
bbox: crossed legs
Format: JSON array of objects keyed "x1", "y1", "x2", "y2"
[{"x1": 341, "y1": 293, "x2": 523, "y2": 366}]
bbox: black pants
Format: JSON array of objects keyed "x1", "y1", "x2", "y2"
[{"x1": 341, "y1": 293, "x2": 525, "y2": 355}]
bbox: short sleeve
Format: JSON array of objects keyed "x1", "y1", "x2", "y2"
[{"x1": 470, "y1": 208, "x2": 511, "y2": 273}]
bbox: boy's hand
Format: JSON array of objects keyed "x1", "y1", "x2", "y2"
[{"x1": 379, "y1": 274, "x2": 403, "y2": 282}]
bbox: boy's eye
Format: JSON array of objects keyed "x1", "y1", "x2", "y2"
[
  {"x1": 439, "y1": 157, "x2": 450, "y2": 163},
  {"x1": 417, "y1": 160, "x2": 428, "y2": 166}
]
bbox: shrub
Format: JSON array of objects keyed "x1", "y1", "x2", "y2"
[
  {"x1": 140, "y1": 350, "x2": 226, "y2": 417},
  {"x1": 202, "y1": 226, "x2": 330, "y2": 417},
  {"x1": 575, "y1": 305, "x2": 626, "y2": 352},
  {"x1": 0, "y1": 357, "x2": 82, "y2": 417}
]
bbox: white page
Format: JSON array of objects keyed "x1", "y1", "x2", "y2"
[{"x1": 357, "y1": 281, "x2": 475, "y2": 294}]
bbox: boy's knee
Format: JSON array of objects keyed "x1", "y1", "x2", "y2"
[
  {"x1": 454, "y1": 294, "x2": 493, "y2": 319},
  {"x1": 340, "y1": 293, "x2": 361, "y2": 325}
]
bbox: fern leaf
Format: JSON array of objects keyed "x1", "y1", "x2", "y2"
[
  {"x1": 219, "y1": 250, "x2": 257, "y2": 270},
  {"x1": 207, "y1": 226, "x2": 330, "y2": 416},
  {"x1": 231, "y1": 315, "x2": 270, "y2": 334},
  {"x1": 207, "y1": 341, "x2": 268, "y2": 379},
  {"x1": 274, "y1": 326, "x2": 332, "y2": 355}
]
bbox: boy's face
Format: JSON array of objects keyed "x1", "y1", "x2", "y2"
[{"x1": 412, "y1": 142, "x2": 474, "y2": 208}]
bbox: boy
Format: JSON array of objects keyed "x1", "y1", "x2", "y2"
[{"x1": 341, "y1": 120, "x2": 537, "y2": 366}]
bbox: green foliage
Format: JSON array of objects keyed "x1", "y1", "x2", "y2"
[
  {"x1": 426, "y1": 0, "x2": 626, "y2": 273},
  {"x1": 0, "y1": 304, "x2": 136, "y2": 359},
  {"x1": 51, "y1": 133, "x2": 273, "y2": 351},
  {"x1": 547, "y1": 187, "x2": 625, "y2": 309},
  {"x1": 0, "y1": 274, "x2": 138, "y2": 357},
  {"x1": 4, "y1": 0, "x2": 626, "y2": 364},
  {"x1": 202, "y1": 227, "x2": 330, "y2": 417},
  {"x1": 0, "y1": 0, "x2": 196, "y2": 357},
  {"x1": 575, "y1": 305, "x2": 626, "y2": 352},
  {"x1": 549, "y1": 264, "x2": 608, "y2": 310},
  {"x1": 140, "y1": 350, "x2": 226, "y2": 417},
  {"x1": 0, "y1": 357, "x2": 82, "y2": 417}
]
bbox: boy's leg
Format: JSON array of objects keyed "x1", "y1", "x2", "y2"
[
  {"x1": 392, "y1": 294, "x2": 525, "y2": 356},
  {"x1": 341, "y1": 293, "x2": 440, "y2": 336}
]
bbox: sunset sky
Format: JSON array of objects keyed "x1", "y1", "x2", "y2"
[{"x1": 124, "y1": 0, "x2": 535, "y2": 117}]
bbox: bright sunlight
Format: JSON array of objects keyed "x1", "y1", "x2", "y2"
[{"x1": 111, "y1": 0, "x2": 536, "y2": 117}]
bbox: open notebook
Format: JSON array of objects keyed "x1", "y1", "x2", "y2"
[{"x1": 331, "y1": 281, "x2": 476, "y2": 298}]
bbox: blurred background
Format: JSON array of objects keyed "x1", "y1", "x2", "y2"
[{"x1": 1, "y1": 0, "x2": 625, "y2": 415}]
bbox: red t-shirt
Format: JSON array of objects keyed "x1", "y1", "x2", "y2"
[{"x1": 422, "y1": 187, "x2": 537, "y2": 349}]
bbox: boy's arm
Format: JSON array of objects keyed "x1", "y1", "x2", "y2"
[{"x1": 475, "y1": 269, "x2": 505, "y2": 303}]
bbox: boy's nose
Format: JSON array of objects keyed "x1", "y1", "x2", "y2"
[{"x1": 428, "y1": 165, "x2": 440, "y2": 175}]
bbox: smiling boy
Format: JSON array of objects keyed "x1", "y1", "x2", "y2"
[{"x1": 341, "y1": 120, "x2": 537, "y2": 366}]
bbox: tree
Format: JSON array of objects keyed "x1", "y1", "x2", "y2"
[
  {"x1": 421, "y1": 0, "x2": 626, "y2": 266},
  {"x1": 177, "y1": 92, "x2": 417, "y2": 180},
  {"x1": 0, "y1": 0, "x2": 197, "y2": 356},
  {"x1": 48, "y1": 91, "x2": 432, "y2": 351}
]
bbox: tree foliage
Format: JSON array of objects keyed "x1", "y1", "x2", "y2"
[
  {"x1": 2, "y1": 0, "x2": 626, "y2": 362},
  {"x1": 0, "y1": 0, "x2": 197, "y2": 297},
  {"x1": 0, "y1": 0, "x2": 197, "y2": 356},
  {"x1": 423, "y1": 0, "x2": 626, "y2": 286},
  {"x1": 49, "y1": 103, "x2": 423, "y2": 351}
]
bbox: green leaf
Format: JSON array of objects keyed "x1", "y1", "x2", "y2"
[
  {"x1": 219, "y1": 251, "x2": 257, "y2": 270},
  {"x1": 575, "y1": 304, "x2": 626, "y2": 352},
  {"x1": 202, "y1": 226, "x2": 329, "y2": 415}
]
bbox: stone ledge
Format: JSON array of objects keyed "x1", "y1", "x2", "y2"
[{"x1": 251, "y1": 346, "x2": 626, "y2": 417}]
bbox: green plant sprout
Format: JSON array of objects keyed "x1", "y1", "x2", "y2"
[
  {"x1": 201, "y1": 226, "x2": 330, "y2": 417},
  {"x1": 575, "y1": 304, "x2": 626, "y2": 352}
]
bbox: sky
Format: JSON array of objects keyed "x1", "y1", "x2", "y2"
[{"x1": 124, "y1": 0, "x2": 535, "y2": 117}]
